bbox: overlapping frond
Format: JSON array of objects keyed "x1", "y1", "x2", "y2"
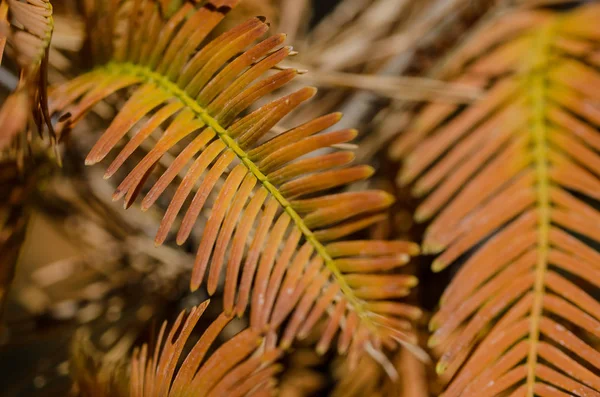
[
  {"x1": 6, "y1": 0, "x2": 53, "y2": 68},
  {"x1": 50, "y1": 0, "x2": 420, "y2": 360},
  {"x1": 392, "y1": 3, "x2": 600, "y2": 396},
  {"x1": 130, "y1": 300, "x2": 280, "y2": 397},
  {"x1": 0, "y1": 0, "x2": 56, "y2": 160}
]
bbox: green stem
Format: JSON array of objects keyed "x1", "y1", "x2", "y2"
[
  {"x1": 525, "y1": 20, "x2": 557, "y2": 397},
  {"x1": 102, "y1": 61, "x2": 376, "y2": 332}
]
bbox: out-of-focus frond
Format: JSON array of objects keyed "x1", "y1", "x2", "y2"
[
  {"x1": 393, "y1": 3, "x2": 600, "y2": 396},
  {"x1": 331, "y1": 344, "x2": 432, "y2": 397},
  {"x1": 278, "y1": 348, "x2": 326, "y2": 397},
  {"x1": 0, "y1": 0, "x2": 57, "y2": 163},
  {"x1": 7, "y1": 0, "x2": 53, "y2": 69}
]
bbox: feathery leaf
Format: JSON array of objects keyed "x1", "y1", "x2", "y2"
[{"x1": 51, "y1": 0, "x2": 421, "y2": 360}]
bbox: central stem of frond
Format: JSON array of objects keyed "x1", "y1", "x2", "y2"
[{"x1": 525, "y1": 21, "x2": 557, "y2": 397}]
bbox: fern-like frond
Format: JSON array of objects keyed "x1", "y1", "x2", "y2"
[
  {"x1": 393, "y1": 4, "x2": 600, "y2": 396},
  {"x1": 130, "y1": 300, "x2": 281, "y2": 397},
  {"x1": 51, "y1": 0, "x2": 420, "y2": 360}
]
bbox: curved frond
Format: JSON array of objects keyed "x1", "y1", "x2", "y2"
[
  {"x1": 130, "y1": 300, "x2": 280, "y2": 397},
  {"x1": 50, "y1": 0, "x2": 421, "y2": 359},
  {"x1": 393, "y1": 4, "x2": 600, "y2": 396}
]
